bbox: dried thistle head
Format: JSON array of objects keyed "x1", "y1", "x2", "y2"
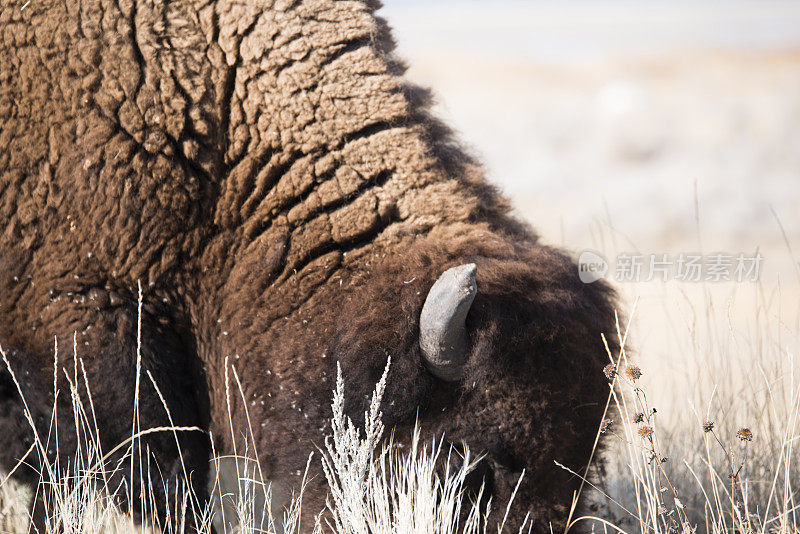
[
  {"x1": 624, "y1": 365, "x2": 642, "y2": 381},
  {"x1": 603, "y1": 364, "x2": 616, "y2": 380},
  {"x1": 702, "y1": 421, "x2": 714, "y2": 433},
  {"x1": 737, "y1": 428, "x2": 753, "y2": 442},
  {"x1": 638, "y1": 425, "x2": 654, "y2": 439},
  {"x1": 632, "y1": 412, "x2": 645, "y2": 423}
]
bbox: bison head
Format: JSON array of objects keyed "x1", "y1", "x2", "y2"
[{"x1": 326, "y1": 234, "x2": 618, "y2": 531}]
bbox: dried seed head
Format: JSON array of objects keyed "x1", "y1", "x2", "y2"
[
  {"x1": 625, "y1": 365, "x2": 642, "y2": 381},
  {"x1": 737, "y1": 428, "x2": 753, "y2": 441},
  {"x1": 702, "y1": 421, "x2": 714, "y2": 433},
  {"x1": 603, "y1": 364, "x2": 617, "y2": 380},
  {"x1": 638, "y1": 425, "x2": 653, "y2": 439},
  {"x1": 633, "y1": 412, "x2": 645, "y2": 423}
]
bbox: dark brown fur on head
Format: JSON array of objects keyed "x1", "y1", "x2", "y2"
[{"x1": 0, "y1": 0, "x2": 619, "y2": 530}]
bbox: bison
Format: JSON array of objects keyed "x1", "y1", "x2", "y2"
[{"x1": 0, "y1": 0, "x2": 618, "y2": 530}]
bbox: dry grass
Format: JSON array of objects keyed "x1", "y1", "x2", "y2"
[{"x1": 569, "y1": 288, "x2": 800, "y2": 534}]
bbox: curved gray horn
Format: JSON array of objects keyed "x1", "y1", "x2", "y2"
[{"x1": 419, "y1": 263, "x2": 477, "y2": 381}]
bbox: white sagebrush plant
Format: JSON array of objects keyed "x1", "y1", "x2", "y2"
[{"x1": 319, "y1": 358, "x2": 530, "y2": 534}]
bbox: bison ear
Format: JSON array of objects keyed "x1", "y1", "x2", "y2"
[{"x1": 419, "y1": 263, "x2": 477, "y2": 381}]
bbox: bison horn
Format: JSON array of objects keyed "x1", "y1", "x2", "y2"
[{"x1": 419, "y1": 263, "x2": 477, "y2": 381}]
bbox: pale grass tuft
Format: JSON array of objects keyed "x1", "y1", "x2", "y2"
[{"x1": 319, "y1": 358, "x2": 531, "y2": 534}]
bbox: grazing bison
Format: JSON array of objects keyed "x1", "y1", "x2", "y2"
[{"x1": 0, "y1": 0, "x2": 618, "y2": 530}]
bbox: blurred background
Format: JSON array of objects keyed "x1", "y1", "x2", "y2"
[
  {"x1": 381, "y1": 0, "x2": 800, "y2": 519},
  {"x1": 382, "y1": 0, "x2": 800, "y2": 251}
]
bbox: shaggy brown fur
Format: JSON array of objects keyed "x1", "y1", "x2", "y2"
[{"x1": 0, "y1": 0, "x2": 618, "y2": 530}]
